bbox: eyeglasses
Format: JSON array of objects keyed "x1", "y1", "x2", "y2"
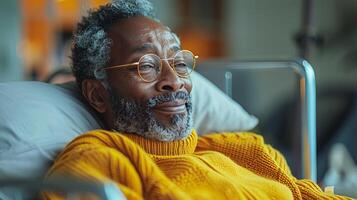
[{"x1": 102, "y1": 50, "x2": 198, "y2": 82}]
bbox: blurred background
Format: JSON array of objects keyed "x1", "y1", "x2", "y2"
[{"x1": 0, "y1": 0, "x2": 357, "y2": 195}]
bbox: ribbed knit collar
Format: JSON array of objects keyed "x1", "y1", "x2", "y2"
[{"x1": 123, "y1": 130, "x2": 198, "y2": 156}]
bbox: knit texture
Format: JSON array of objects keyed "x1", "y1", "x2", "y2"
[{"x1": 43, "y1": 130, "x2": 352, "y2": 200}]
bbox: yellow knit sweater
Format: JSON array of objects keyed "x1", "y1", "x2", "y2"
[{"x1": 43, "y1": 130, "x2": 351, "y2": 200}]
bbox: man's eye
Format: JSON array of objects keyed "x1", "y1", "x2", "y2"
[
  {"x1": 175, "y1": 62, "x2": 188, "y2": 69},
  {"x1": 139, "y1": 63, "x2": 156, "y2": 72}
]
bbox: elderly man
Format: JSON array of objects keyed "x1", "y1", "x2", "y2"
[{"x1": 44, "y1": 1, "x2": 350, "y2": 199}]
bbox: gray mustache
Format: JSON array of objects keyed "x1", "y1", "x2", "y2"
[{"x1": 147, "y1": 91, "x2": 190, "y2": 108}]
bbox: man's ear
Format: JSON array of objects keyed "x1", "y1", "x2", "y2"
[{"x1": 81, "y1": 79, "x2": 108, "y2": 113}]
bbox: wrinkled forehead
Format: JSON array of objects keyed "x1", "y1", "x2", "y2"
[
  {"x1": 141, "y1": 27, "x2": 180, "y2": 47},
  {"x1": 129, "y1": 28, "x2": 180, "y2": 53},
  {"x1": 108, "y1": 17, "x2": 181, "y2": 58}
]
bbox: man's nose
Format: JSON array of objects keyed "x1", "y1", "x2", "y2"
[{"x1": 155, "y1": 61, "x2": 184, "y2": 92}]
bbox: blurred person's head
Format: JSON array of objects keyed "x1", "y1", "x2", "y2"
[{"x1": 71, "y1": 0, "x2": 195, "y2": 141}]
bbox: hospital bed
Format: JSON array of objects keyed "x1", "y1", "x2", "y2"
[{"x1": 0, "y1": 59, "x2": 316, "y2": 199}]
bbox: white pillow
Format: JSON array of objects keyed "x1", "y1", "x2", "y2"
[
  {"x1": 190, "y1": 71, "x2": 258, "y2": 134},
  {"x1": 0, "y1": 82, "x2": 101, "y2": 179},
  {"x1": 0, "y1": 72, "x2": 257, "y2": 179}
]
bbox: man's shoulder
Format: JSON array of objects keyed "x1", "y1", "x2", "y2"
[
  {"x1": 66, "y1": 129, "x2": 132, "y2": 148},
  {"x1": 82, "y1": 129, "x2": 117, "y2": 136},
  {"x1": 198, "y1": 132, "x2": 265, "y2": 144},
  {"x1": 76, "y1": 129, "x2": 120, "y2": 140},
  {"x1": 196, "y1": 132, "x2": 267, "y2": 154}
]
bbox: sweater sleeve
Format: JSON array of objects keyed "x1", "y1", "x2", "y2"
[
  {"x1": 264, "y1": 142, "x2": 353, "y2": 199},
  {"x1": 196, "y1": 132, "x2": 353, "y2": 200},
  {"x1": 264, "y1": 144, "x2": 293, "y2": 176},
  {"x1": 43, "y1": 130, "x2": 191, "y2": 200},
  {"x1": 196, "y1": 132, "x2": 292, "y2": 174},
  {"x1": 42, "y1": 132, "x2": 144, "y2": 200},
  {"x1": 295, "y1": 179, "x2": 353, "y2": 200}
]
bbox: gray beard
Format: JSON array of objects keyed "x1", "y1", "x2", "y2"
[{"x1": 107, "y1": 87, "x2": 193, "y2": 141}]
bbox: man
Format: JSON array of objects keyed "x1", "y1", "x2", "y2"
[{"x1": 44, "y1": 0, "x2": 351, "y2": 199}]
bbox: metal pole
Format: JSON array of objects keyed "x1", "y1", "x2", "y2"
[
  {"x1": 224, "y1": 71, "x2": 233, "y2": 98},
  {"x1": 0, "y1": 177, "x2": 126, "y2": 200},
  {"x1": 300, "y1": 0, "x2": 313, "y2": 59},
  {"x1": 294, "y1": 60, "x2": 317, "y2": 182},
  {"x1": 299, "y1": 0, "x2": 316, "y2": 59}
]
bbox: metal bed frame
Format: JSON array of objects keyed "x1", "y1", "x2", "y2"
[
  {"x1": 0, "y1": 177, "x2": 125, "y2": 200},
  {"x1": 197, "y1": 59, "x2": 317, "y2": 182}
]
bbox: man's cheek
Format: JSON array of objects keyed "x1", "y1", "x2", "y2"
[{"x1": 184, "y1": 78, "x2": 193, "y2": 92}]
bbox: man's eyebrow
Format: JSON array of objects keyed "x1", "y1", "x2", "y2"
[
  {"x1": 171, "y1": 45, "x2": 181, "y2": 52},
  {"x1": 130, "y1": 43, "x2": 154, "y2": 54},
  {"x1": 130, "y1": 44, "x2": 181, "y2": 55}
]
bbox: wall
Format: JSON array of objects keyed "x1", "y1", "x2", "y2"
[
  {"x1": 223, "y1": 0, "x2": 357, "y2": 119},
  {"x1": 0, "y1": 1, "x2": 22, "y2": 82}
]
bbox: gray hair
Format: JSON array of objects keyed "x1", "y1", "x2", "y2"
[{"x1": 71, "y1": 0, "x2": 157, "y2": 88}]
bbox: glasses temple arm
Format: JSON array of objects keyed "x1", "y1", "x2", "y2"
[{"x1": 104, "y1": 62, "x2": 139, "y2": 70}]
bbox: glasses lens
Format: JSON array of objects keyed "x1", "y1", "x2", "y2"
[
  {"x1": 138, "y1": 54, "x2": 161, "y2": 82},
  {"x1": 173, "y1": 50, "x2": 195, "y2": 77}
]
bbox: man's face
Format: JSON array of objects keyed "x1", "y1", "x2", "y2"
[{"x1": 104, "y1": 16, "x2": 193, "y2": 141}]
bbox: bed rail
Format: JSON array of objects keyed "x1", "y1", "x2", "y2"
[
  {"x1": 0, "y1": 177, "x2": 126, "y2": 200},
  {"x1": 197, "y1": 59, "x2": 317, "y2": 182}
]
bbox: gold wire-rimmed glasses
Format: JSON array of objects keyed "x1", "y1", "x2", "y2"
[{"x1": 102, "y1": 50, "x2": 198, "y2": 82}]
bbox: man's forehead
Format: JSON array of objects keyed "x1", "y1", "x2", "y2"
[
  {"x1": 114, "y1": 27, "x2": 180, "y2": 51},
  {"x1": 108, "y1": 16, "x2": 181, "y2": 51},
  {"x1": 134, "y1": 28, "x2": 180, "y2": 47}
]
